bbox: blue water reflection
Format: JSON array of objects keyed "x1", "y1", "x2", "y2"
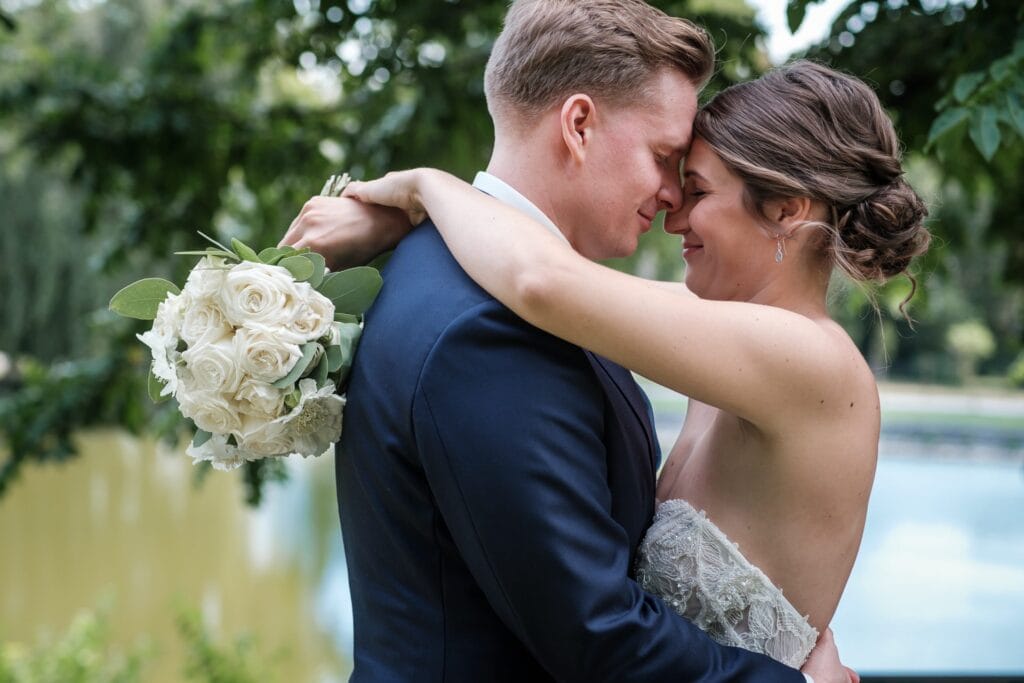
[
  {"x1": 832, "y1": 444, "x2": 1024, "y2": 672},
  {"x1": 296, "y1": 444, "x2": 1024, "y2": 673}
]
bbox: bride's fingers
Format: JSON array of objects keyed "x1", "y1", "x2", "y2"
[{"x1": 341, "y1": 181, "x2": 364, "y2": 201}]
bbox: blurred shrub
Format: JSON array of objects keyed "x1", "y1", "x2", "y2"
[
  {"x1": 0, "y1": 605, "x2": 284, "y2": 683},
  {"x1": 0, "y1": 609, "x2": 147, "y2": 683},
  {"x1": 947, "y1": 319, "x2": 997, "y2": 382},
  {"x1": 1009, "y1": 351, "x2": 1024, "y2": 388},
  {"x1": 176, "y1": 608, "x2": 283, "y2": 683}
]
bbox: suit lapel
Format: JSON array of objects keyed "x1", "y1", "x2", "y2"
[{"x1": 583, "y1": 351, "x2": 658, "y2": 480}]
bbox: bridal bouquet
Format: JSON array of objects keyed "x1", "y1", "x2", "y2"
[{"x1": 109, "y1": 174, "x2": 381, "y2": 471}]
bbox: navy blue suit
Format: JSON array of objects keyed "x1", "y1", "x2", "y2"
[{"x1": 337, "y1": 222, "x2": 802, "y2": 682}]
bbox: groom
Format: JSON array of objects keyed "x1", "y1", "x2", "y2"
[{"x1": 286, "y1": 1, "x2": 848, "y2": 681}]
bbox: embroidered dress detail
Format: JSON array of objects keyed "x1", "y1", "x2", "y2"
[{"x1": 636, "y1": 498, "x2": 818, "y2": 668}]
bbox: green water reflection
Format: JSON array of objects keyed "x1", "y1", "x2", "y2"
[{"x1": 0, "y1": 430, "x2": 350, "y2": 682}]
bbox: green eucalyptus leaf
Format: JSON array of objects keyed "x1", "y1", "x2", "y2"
[
  {"x1": 326, "y1": 344, "x2": 343, "y2": 373},
  {"x1": 258, "y1": 247, "x2": 289, "y2": 264},
  {"x1": 331, "y1": 322, "x2": 363, "y2": 385},
  {"x1": 336, "y1": 322, "x2": 363, "y2": 363},
  {"x1": 314, "y1": 354, "x2": 330, "y2": 387},
  {"x1": 272, "y1": 342, "x2": 319, "y2": 389},
  {"x1": 319, "y1": 267, "x2": 383, "y2": 315},
  {"x1": 334, "y1": 312, "x2": 360, "y2": 324},
  {"x1": 305, "y1": 252, "x2": 326, "y2": 288},
  {"x1": 969, "y1": 106, "x2": 1001, "y2": 161},
  {"x1": 231, "y1": 237, "x2": 260, "y2": 263},
  {"x1": 148, "y1": 367, "x2": 170, "y2": 403},
  {"x1": 109, "y1": 278, "x2": 180, "y2": 320},
  {"x1": 279, "y1": 255, "x2": 315, "y2": 281},
  {"x1": 192, "y1": 429, "x2": 213, "y2": 447}
]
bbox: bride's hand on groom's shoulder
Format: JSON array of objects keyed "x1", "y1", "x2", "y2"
[
  {"x1": 279, "y1": 195, "x2": 411, "y2": 270},
  {"x1": 342, "y1": 169, "x2": 434, "y2": 226},
  {"x1": 802, "y1": 628, "x2": 859, "y2": 683}
]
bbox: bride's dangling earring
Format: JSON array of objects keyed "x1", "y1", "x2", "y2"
[{"x1": 775, "y1": 236, "x2": 785, "y2": 263}]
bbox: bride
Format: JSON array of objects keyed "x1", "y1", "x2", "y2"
[{"x1": 303, "y1": 61, "x2": 929, "y2": 667}]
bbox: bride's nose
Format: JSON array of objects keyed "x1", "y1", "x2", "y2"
[{"x1": 663, "y1": 208, "x2": 689, "y2": 236}]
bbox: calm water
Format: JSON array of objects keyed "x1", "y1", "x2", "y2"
[{"x1": 2, "y1": 400, "x2": 1023, "y2": 679}]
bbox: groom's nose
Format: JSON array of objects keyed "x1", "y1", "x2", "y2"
[{"x1": 656, "y1": 170, "x2": 683, "y2": 214}]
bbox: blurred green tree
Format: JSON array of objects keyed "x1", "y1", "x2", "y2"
[
  {"x1": 0, "y1": 0, "x2": 769, "y2": 502},
  {"x1": 789, "y1": 0, "x2": 1024, "y2": 382}
]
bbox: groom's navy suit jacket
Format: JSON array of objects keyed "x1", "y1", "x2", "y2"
[{"x1": 337, "y1": 221, "x2": 802, "y2": 682}]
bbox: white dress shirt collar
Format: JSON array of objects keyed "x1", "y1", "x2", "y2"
[{"x1": 472, "y1": 171, "x2": 570, "y2": 245}]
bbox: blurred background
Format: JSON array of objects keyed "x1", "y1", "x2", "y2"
[{"x1": 1, "y1": 0, "x2": 1022, "y2": 680}]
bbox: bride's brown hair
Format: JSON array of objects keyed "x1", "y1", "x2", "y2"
[{"x1": 694, "y1": 60, "x2": 930, "y2": 310}]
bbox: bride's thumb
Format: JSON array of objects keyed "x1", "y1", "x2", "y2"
[{"x1": 341, "y1": 181, "x2": 363, "y2": 200}]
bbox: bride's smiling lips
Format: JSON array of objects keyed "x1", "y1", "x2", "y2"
[{"x1": 682, "y1": 241, "x2": 703, "y2": 258}]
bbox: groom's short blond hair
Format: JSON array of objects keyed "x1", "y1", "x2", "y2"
[{"x1": 484, "y1": 0, "x2": 714, "y2": 124}]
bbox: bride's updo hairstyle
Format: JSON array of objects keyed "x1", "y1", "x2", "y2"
[{"x1": 693, "y1": 60, "x2": 930, "y2": 301}]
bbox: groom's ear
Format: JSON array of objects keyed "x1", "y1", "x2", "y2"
[{"x1": 559, "y1": 94, "x2": 597, "y2": 164}]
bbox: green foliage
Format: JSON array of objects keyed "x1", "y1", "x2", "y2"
[
  {"x1": 108, "y1": 278, "x2": 180, "y2": 320},
  {"x1": 2, "y1": 0, "x2": 1021, "y2": 505},
  {"x1": 927, "y1": 39, "x2": 1024, "y2": 162},
  {"x1": 789, "y1": 0, "x2": 1024, "y2": 383},
  {"x1": 176, "y1": 608, "x2": 284, "y2": 683},
  {"x1": 947, "y1": 319, "x2": 997, "y2": 382},
  {"x1": 1009, "y1": 352, "x2": 1024, "y2": 388},
  {"x1": 0, "y1": 607, "x2": 148, "y2": 683},
  {"x1": 0, "y1": 604, "x2": 285, "y2": 683},
  {"x1": 320, "y1": 267, "x2": 384, "y2": 315}
]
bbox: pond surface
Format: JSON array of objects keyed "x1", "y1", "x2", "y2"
[
  {"x1": 0, "y1": 431, "x2": 351, "y2": 682},
  {"x1": 2, "y1": 386, "x2": 1023, "y2": 679}
]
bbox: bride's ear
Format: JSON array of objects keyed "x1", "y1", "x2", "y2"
[
  {"x1": 764, "y1": 196, "x2": 819, "y2": 232},
  {"x1": 560, "y1": 94, "x2": 597, "y2": 164}
]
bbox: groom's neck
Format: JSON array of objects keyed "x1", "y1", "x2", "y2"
[{"x1": 485, "y1": 150, "x2": 576, "y2": 247}]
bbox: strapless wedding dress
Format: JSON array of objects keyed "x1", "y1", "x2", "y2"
[{"x1": 635, "y1": 499, "x2": 818, "y2": 668}]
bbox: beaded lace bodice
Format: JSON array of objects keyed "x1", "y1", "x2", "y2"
[{"x1": 636, "y1": 499, "x2": 818, "y2": 668}]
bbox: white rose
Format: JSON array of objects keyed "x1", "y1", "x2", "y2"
[
  {"x1": 184, "y1": 256, "x2": 230, "y2": 301},
  {"x1": 234, "y1": 325, "x2": 304, "y2": 383},
  {"x1": 219, "y1": 261, "x2": 303, "y2": 330},
  {"x1": 234, "y1": 376, "x2": 286, "y2": 419},
  {"x1": 236, "y1": 417, "x2": 293, "y2": 457},
  {"x1": 287, "y1": 284, "x2": 335, "y2": 341},
  {"x1": 179, "y1": 298, "x2": 233, "y2": 347},
  {"x1": 177, "y1": 389, "x2": 242, "y2": 435},
  {"x1": 181, "y1": 337, "x2": 243, "y2": 395}
]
